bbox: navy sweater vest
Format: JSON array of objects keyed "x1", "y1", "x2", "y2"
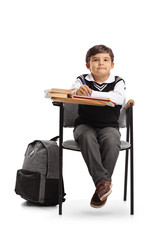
[{"x1": 74, "y1": 74, "x2": 125, "y2": 128}]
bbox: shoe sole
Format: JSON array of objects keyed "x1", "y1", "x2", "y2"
[{"x1": 90, "y1": 200, "x2": 107, "y2": 208}]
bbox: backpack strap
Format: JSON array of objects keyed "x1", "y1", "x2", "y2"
[
  {"x1": 40, "y1": 140, "x2": 59, "y2": 179},
  {"x1": 50, "y1": 136, "x2": 59, "y2": 141}
]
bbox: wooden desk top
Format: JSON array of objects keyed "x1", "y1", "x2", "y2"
[{"x1": 51, "y1": 95, "x2": 106, "y2": 106}]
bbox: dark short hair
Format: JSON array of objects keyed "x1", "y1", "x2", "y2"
[{"x1": 86, "y1": 45, "x2": 114, "y2": 63}]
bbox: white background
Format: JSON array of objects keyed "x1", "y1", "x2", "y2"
[{"x1": 0, "y1": 0, "x2": 160, "y2": 239}]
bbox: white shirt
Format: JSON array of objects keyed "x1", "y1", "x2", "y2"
[{"x1": 71, "y1": 73, "x2": 126, "y2": 105}]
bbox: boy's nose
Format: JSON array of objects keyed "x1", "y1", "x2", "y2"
[{"x1": 99, "y1": 60, "x2": 104, "y2": 65}]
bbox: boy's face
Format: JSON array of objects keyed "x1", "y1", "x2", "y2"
[{"x1": 86, "y1": 52, "x2": 114, "y2": 81}]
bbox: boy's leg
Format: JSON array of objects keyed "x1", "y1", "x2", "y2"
[
  {"x1": 90, "y1": 127, "x2": 120, "y2": 207},
  {"x1": 74, "y1": 125, "x2": 120, "y2": 208},
  {"x1": 73, "y1": 124, "x2": 110, "y2": 185},
  {"x1": 97, "y1": 127, "x2": 121, "y2": 181}
]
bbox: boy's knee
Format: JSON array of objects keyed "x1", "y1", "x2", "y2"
[
  {"x1": 108, "y1": 136, "x2": 120, "y2": 148},
  {"x1": 99, "y1": 128, "x2": 120, "y2": 148},
  {"x1": 74, "y1": 124, "x2": 97, "y2": 143},
  {"x1": 79, "y1": 129, "x2": 96, "y2": 143}
]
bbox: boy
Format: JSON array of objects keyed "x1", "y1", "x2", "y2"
[{"x1": 71, "y1": 45, "x2": 125, "y2": 208}]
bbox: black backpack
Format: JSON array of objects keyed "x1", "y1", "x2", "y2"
[{"x1": 15, "y1": 137, "x2": 66, "y2": 205}]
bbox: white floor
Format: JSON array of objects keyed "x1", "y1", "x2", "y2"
[
  {"x1": 1, "y1": 149, "x2": 159, "y2": 240},
  {"x1": 1, "y1": 193, "x2": 159, "y2": 240}
]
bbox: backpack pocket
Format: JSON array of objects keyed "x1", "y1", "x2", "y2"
[{"x1": 15, "y1": 169, "x2": 40, "y2": 202}]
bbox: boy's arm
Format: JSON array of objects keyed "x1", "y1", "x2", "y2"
[
  {"x1": 71, "y1": 78, "x2": 125, "y2": 105},
  {"x1": 91, "y1": 81, "x2": 125, "y2": 105},
  {"x1": 70, "y1": 78, "x2": 83, "y2": 94}
]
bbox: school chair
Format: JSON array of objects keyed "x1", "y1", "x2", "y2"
[{"x1": 53, "y1": 99, "x2": 135, "y2": 215}]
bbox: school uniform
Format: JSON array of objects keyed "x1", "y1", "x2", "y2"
[{"x1": 71, "y1": 73, "x2": 126, "y2": 185}]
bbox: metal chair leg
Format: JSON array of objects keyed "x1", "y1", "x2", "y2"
[
  {"x1": 124, "y1": 149, "x2": 129, "y2": 201},
  {"x1": 58, "y1": 103, "x2": 64, "y2": 215},
  {"x1": 130, "y1": 104, "x2": 134, "y2": 215},
  {"x1": 130, "y1": 147, "x2": 134, "y2": 215},
  {"x1": 124, "y1": 107, "x2": 129, "y2": 202}
]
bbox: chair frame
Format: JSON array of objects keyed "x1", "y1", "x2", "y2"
[{"x1": 53, "y1": 100, "x2": 134, "y2": 215}]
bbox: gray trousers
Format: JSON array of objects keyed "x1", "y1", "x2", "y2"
[{"x1": 73, "y1": 124, "x2": 121, "y2": 186}]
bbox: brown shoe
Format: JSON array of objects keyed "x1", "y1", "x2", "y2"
[
  {"x1": 90, "y1": 191, "x2": 107, "y2": 208},
  {"x1": 96, "y1": 180, "x2": 112, "y2": 201}
]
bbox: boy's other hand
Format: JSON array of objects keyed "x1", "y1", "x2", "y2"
[{"x1": 76, "y1": 85, "x2": 92, "y2": 96}]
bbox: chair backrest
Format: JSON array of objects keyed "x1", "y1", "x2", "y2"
[
  {"x1": 63, "y1": 104, "x2": 79, "y2": 127},
  {"x1": 63, "y1": 103, "x2": 126, "y2": 128}
]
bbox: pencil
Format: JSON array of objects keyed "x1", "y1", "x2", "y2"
[{"x1": 82, "y1": 78, "x2": 91, "y2": 95}]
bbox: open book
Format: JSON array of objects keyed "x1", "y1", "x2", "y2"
[{"x1": 73, "y1": 95, "x2": 116, "y2": 107}]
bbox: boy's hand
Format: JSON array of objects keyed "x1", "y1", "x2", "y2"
[{"x1": 76, "y1": 85, "x2": 92, "y2": 96}]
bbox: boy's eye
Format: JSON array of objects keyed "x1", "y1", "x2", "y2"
[{"x1": 93, "y1": 58, "x2": 109, "y2": 62}]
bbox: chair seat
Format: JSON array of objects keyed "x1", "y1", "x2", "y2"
[{"x1": 62, "y1": 140, "x2": 131, "y2": 151}]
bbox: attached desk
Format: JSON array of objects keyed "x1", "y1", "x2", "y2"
[{"x1": 51, "y1": 95, "x2": 106, "y2": 215}]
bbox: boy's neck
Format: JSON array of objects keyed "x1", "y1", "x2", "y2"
[{"x1": 92, "y1": 73, "x2": 110, "y2": 84}]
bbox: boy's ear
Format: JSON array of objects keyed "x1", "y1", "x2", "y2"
[
  {"x1": 86, "y1": 63, "x2": 90, "y2": 69},
  {"x1": 111, "y1": 62, "x2": 114, "y2": 69}
]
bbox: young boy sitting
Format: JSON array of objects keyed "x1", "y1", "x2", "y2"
[{"x1": 71, "y1": 45, "x2": 125, "y2": 208}]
